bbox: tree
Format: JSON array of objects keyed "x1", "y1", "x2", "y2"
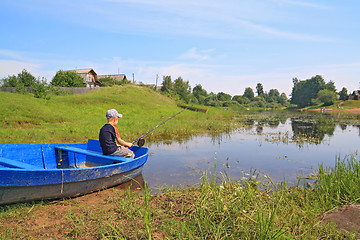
[
  {"x1": 1, "y1": 69, "x2": 37, "y2": 88},
  {"x1": 243, "y1": 87, "x2": 255, "y2": 101},
  {"x1": 174, "y1": 77, "x2": 191, "y2": 103},
  {"x1": 97, "y1": 76, "x2": 116, "y2": 86},
  {"x1": 160, "y1": 75, "x2": 173, "y2": 94},
  {"x1": 192, "y1": 84, "x2": 207, "y2": 101},
  {"x1": 325, "y1": 80, "x2": 336, "y2": 92},
  {"x1": 290, "y1": 75, "x2": 326, "y2": 108},
  {"x1": 17, "y1": 69, "x2": 37, "y2": 87},
  {"x1": 1, "y1": 75, "x2": 19, "y2": 87},
  {"x1": 217, "y1": 92, "x2": 232, "y2": 101},
  {"x1": 232, "y1": 95, "x2": 250, "y2": 104},
  {"x1": 51, "y1": 70, "x2": 85, "y2": 87},
  {"x1": 256, "y1": 83, "x2": 264, "y2": 97},
  {"x1": 317, "y1": 89, "x2": 336, "y2": 106},
  {"x1": 279, "y1": 93, "x2": 288, "y2": 105},
  {"x1": 267, "y1": 89, "x2": 280, "y2": 103},
  {"x1": 339, "y1": 87, "x2": 348, "y2": 101}
]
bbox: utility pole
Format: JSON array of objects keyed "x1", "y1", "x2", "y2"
[
  {"x1": 132, "y1": 73, "x2": 135, "y2": 84},
  {"x1": 155, "y1": 74, "x2": 158, "y2": 90}
]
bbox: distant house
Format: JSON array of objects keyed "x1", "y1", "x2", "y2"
[
  {"x1": 67, "y1": 68, "x2": 101, "y2": 88},
  {"x1": 349, "y1": 90, "x2": 359, "y2": 100},
  {"x1": 97, "y1": 74, "x2": 128, "y2": 83}
]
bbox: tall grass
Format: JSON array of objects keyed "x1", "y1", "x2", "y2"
[
  {"x1": 312, "y1": 153, "x2": 360, "y2": 208},
  {"x1": 1, "y1": 155, "x2": 360, "y2": 238},
  {"x1": 0, "y1": 85, "x2": 236, "y2": 143}
]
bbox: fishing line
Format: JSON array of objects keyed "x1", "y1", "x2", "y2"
[{"x1": 133, "y1": 94, "x2": 214, "y2": 147}]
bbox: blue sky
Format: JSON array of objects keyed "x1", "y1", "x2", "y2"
[{"x1": 1, "y1": 0, "x2": 360, "y2": 96}]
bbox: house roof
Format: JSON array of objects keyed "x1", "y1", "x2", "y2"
[
  {"x1": 66, "y1": 68, "x2": 97, "y2": 75},
  {"x1": 98, "y1": 74, "x2": 127, "y2": 81}
]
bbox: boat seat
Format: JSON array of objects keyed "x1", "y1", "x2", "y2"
[
  {"x1": 0, "y1": 157, "x2": 40, "y2": 169},
  {"x1": 55, "y1": 147, "x2": 129, "y2": 163}
]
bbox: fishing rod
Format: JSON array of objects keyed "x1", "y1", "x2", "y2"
[{"x1": 132, "y1": 94, "x2": 214, "y2": 147}]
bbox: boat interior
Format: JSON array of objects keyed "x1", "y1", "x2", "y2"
[{"x1": 0, "y1": 139, "x2": 146, "y2": 169}]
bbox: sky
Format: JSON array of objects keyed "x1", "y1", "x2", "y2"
[{"x1": 1, "y1": 0, "x2": 360, "y2": 97}]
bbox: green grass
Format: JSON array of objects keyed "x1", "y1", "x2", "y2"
[
  {"x1": 0, "y1": 85, "x2": 236, "y2": 143},
  {"x1": 303, "y1": 99, "x2": 360, "y2": 110},
  {"x1": 1, "y1": 154, "x2": 360, "y2": 239},
  {"x1": 1, "y1": 87, "x2": 360, "y2": 238},
  {"x1": 340, "y1": 100, "x2": 360, "y2": 109}
]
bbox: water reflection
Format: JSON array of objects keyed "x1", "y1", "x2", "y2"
[{"x1": 143, "y1": 112, "x2": 360, "y2": 192}]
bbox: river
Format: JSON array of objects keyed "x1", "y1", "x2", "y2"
[{"x1": 142, "y1": 112, "x2": 360, "y2": 191}]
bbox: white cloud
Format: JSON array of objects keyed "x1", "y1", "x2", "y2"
[
  {"x1": 0, "y1": 60, "x2": 40, "y2": 78},
  {"x1": 38, "y1": 0, "x2": 333, "y2": 42},
  {"x1": 178, "y1": 48, "x2": 214, "y2": 61}
]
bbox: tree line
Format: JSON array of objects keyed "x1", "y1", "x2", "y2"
[
  {"x1": 159, "y1": 75, "x2": 289, "y2": 108},
  {"x1": 290, "y1": 75, "x2": 348, "y2": 108},
  {"x1": 1, "y1": 69, "x2": 351, "y2": 108},
  {"x1": 158, "y1": 74, "x2": 351, "y2": 109}
]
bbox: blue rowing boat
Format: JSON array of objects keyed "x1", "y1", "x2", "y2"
[{"x1": 0, "y1": 139, "x2": 148, "y2": 205}]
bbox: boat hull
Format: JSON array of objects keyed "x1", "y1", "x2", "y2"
[
  {"x1": 0, "y1": 140, "x2": 149, "y2": 205},
  {"x1": 0, "y1": 166, "x2": 142, "y2": 205}
]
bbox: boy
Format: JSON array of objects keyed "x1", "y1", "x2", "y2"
[{"x1": 99, "y1": 109, "x2": 134, "y2": 158}]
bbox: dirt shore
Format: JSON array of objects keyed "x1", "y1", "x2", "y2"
[{"x1": 308, "y1": 108, "x2": 360, "y2": 114}]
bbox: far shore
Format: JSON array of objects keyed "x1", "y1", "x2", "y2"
[{"x1": 308, "y1": 108, "x2": 360, "y2": 114}]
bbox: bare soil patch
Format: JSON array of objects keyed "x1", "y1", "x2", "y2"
[
  {"x1": 320, "y1": 205, "x2": 360, "y2": 235},
  {"x1": 0, "y1": 176, "x2": 145, "y2": 239}
]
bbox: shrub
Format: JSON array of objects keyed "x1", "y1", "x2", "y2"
[
  {"x1": 316, "y1": 89, "x2": 337, "y2": 106},
  {"x1": 51, "y1": 70, "x2": 85, "y2": 87}
]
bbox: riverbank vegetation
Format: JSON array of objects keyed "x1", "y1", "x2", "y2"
[
  {"x1": 1, "y1": 84, "x2": 359, "y2": 145},
  {"x1": 0, "y1": 85, "x2": 237, "y2": 143},
  {"x1": 0, "y1": 154, "x2": 359, "y2": 239},
  {"x1": 3, "y1": 69, "x2": 357, "y2": 111},
  {"x1": 1, "y1": 83, "x2": 360, "y2": 238}
]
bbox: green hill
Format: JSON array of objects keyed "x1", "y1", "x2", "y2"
[
  {"x1": 0, "y1": 85, "x2": 233, "y2": 143},
  {"x1": 340, "y1": 100, "x2": 360, "y2": 109}
]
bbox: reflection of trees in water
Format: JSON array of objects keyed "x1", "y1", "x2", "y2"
[
  {"x1": 209, "y1": 132, "x2": 231, "y2": 145},
  {"x1": 340, "y1": 124, "x2": 347, "y2": 131},
  {"x1": 291, "y1": 115, "x2": 336, "y2": 143},
  {"x1": 243, "y1": 115, "x2": 282, "y2": 134},
  {"x1": 256, "y1": 125, "x2": 263, "y2": 134}
]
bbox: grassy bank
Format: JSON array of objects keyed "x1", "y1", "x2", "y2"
[
  {"x1": 304, "y1": 99, "x2": 360, "y2": 111},
  {"x1": 2, "y1": 86, "x2": 360, "y2": 238},
  {"x1": 0, "y1": 154, "x2": 359, "y2": 239},
  {"x1": 0, "y1": 85, "x2": 236, "y2": 143}
]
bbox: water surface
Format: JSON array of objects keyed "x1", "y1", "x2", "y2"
[{"x1": 142, "y1": 113, "x2": 360, "y2": 190}]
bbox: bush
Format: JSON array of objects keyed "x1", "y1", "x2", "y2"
[
  {"x1": 222, "y1": 100, "x2": 239, "y2": 107},
  {"x1": 33, "y1": 79, "x2": 50, "y2": 99},
  {"x1": 51, "y1": 70, "x2": 85, "y2": 87},
  {"x1": 98, "y1": 76, "x2": 130, "y2": 87},
  {"x1": 316, "y1": 89, "x2": 337, "y2": 106}
]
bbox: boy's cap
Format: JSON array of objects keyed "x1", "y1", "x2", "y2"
[{"x1": 106, "y1": 109, "x2": 123, "y2": 119}]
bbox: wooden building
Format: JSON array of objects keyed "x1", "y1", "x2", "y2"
[
  {"x1": 349, "y1": 90, "x2": 359, "y2": 100},
  {"x1": 97, "y1": 74, "x2": 128, "y2": 83},
  {"x1": 67, "y1": 69, "x2": 101, "y2": 88}
]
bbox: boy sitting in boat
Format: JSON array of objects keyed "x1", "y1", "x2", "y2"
[{"x1": 99, "y1": 109, "x2": 135, "y2": 158}]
